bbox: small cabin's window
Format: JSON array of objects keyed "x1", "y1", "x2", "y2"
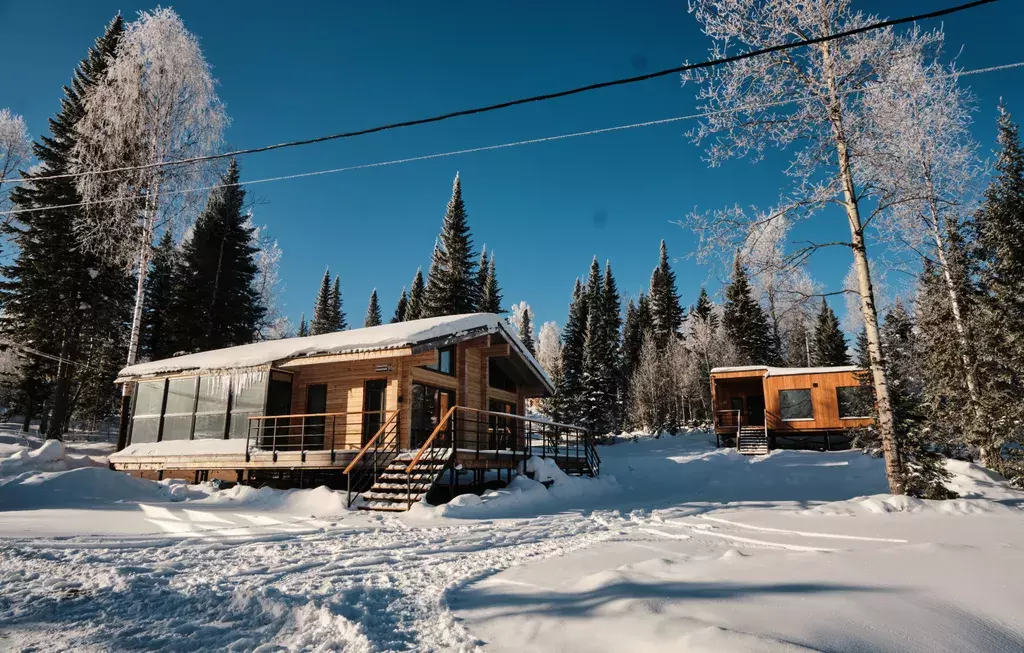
[
  {"x1": 489, "y1": 359, "x2": 518, "y2": 393},
  {"x1": 837, "y1": 385, "x2": 873, "y2": 419},
  {"x1": 425, "y1": 345, "x2": 455, "y2": 376},
  {"x1": 779, "y1": 389, "x2": 814, "y2": 421}
]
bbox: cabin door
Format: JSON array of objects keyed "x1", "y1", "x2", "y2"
[
  {"x1": 411, "y1": 383, "x2": 456, "y2": 449},
  {"x1": 304, "y1": 384, "x2": 327, "y2": 450},
  {"x1": 262, "y1": 374, "x2": 293, "y2": 448},
  {"x1": 361, "y1": 380, "x2": 388, "y2": 445},
  {"x1": 746, "y1": 395, "x2": 765, "y2": 427}
]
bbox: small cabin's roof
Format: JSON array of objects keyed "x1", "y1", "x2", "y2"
[
  {"x1": 118, "y1": 313, "x2": 552, "y2": 392},
  {"x1": 710, "y1": 365, "x2": 862, "y2": 378}
]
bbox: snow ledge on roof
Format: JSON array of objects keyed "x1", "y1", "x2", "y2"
[
  {"x1": 117, "y1": 313, "x2": 553, "y2": 393},
  {"x1": 711, "y1": 365, "x2": 863, "y2": 377}
]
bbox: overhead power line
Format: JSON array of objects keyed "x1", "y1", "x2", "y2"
[
  {"x1": 0, "y1": 0, "x2": 998, "y2": 187},
  {"x1": 0, "y1": 58, "x2": 1020, "y2": 219}
]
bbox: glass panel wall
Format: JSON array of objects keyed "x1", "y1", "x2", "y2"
[
  {"x1": 162, "y1": 378, "x2": 198, "y2": 441},
  {"x1": 130, "y1": 380, "x2": 166, "y2": 443},
  {"x1": 194, "y1": 375, "x2": 229, "y2": 439},
  {"x1": 229, "y1": 371, "x2": 268, "y2": 440}
]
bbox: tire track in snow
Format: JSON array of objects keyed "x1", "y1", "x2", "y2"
[{"x1": 0, "y1": 511, "x2": 622, "y2": 652}]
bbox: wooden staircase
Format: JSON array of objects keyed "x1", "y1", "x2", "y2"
[
  {"x1": 737, "y1": 427, "x2": 769, "y2": 455},
  {"x1": 358, "y1": 449, "x2": 453, "y2": 512}
]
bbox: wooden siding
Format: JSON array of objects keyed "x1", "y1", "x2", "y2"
[{"x1": 764, "y1": 371, "x2": 873, "y2": 431}]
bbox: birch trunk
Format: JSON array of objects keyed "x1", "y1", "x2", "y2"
[{"x1": 823, "y1": 42, "x2": 904, "y2": 494}]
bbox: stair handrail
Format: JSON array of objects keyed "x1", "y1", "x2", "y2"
[
  {"x1": 404, "y1": 405, "x2": 458, "y2": 474},
  {"x1": 343, "y1": 410, "x2": 400, "y2": 474}
]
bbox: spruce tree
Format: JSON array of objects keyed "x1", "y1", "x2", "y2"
[
  {"x1": 309, "y1": 269, "x2": 334, "y2": 335},
  {"x1": 973, "y1": 105, "x2": 1024, "y2": 473},
  {"x1": 422, "y1": 173, "x2": 478, "y2": 317},
  {"x1": 391, "y1": 289, "x2": 408, "y2": 323},
  {"x1": 172, "y1": 159, "x2": 264, "y2": 353},
  {"x1": 141, "y1": 230, "x2": 178, "y2": 360},
  {"x1": 649, "y1": 240, "x2": 685, "y2": 348},
  {"x1": 518, "y1": 306, "x2": 536, "y2": 356},
  {"x1": 811, "y1": 298, "x2": 851, "y2": 366},
  {"x1": 406, "y1": 268, "x2": 426, "y2": 321},
  {"x1": 601, "y1": 262, "x2": 624, "y2": 430},
  {"x1": 722, "y1": 257, "x2": 775, "y2": 365},
  {"x1": 692, "y1": 286, "x2": 718, "y2": 330},
  {"x1": 0, "y1": 15, "x2": 133, "y2": 438},
  {"x1": 557, "y1": 279, "x2": 589, "y2": 423},
  {"x1": 784, "y1": 320, "x2": 812, "y2": 367},
  {"x1": 880, "y1": 302, "x2": 955, "y2": 499},
  {"x1": 475, "y1": 246, "x2": 490, "y2": 310},
  {"x1": 329, "y1": 275, "x2": 347, "y2": 331},
  {"x1": 364, "y1": 289, "x2": 382, "y2": 327},
  {"x1": 478, "y1": 255, "x2": 503, "y2": 314},
  {"x1": 298, "y1": 313, "x2": 309, "y2": 337},
  {"x1": 854, "y1": 328, "x2": 871, "y2": 370}
]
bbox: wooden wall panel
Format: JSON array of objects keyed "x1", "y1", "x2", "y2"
[{"x1": 764, "y1": 371, "x2": 873, "y2": 431}]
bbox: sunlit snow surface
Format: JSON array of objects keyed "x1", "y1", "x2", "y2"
[{"x1": 2, "y1": 430, "x2": 1024, "y2": 652}]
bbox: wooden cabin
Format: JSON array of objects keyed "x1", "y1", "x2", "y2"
[
  {"x1": 710, "y1": 365, "x2": 875, "y2": 454},
  {"x1": 109, "y1": 314, "x2": 599, "y2": 511}
]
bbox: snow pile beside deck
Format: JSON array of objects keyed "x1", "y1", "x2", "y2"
[
  {"x1": 195, "y1": 484, "x2": 350, "y2": 515},
  {"x1": 413, "y1": 455, "x2": 619, "y2": 519}
]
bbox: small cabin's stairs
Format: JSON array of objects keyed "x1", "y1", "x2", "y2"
[
  {"x1": 737, "y1": 427, "x2": 769, "y2": 455},
  {"x1": 358, "y1": 449, "x2": 453, "y2": 512}
]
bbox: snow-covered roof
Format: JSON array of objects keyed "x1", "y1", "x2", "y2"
[
  {"x1": 711, "y1": 365, "x2": 863, "y2": 377},
  {"x1": 118, "y1": 313, "x2": 553, "y2": 392}
]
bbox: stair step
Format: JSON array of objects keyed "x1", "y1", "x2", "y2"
[
  {"x1": 358, "y1": 502, "x2": 412, "y2": 512},
  {"x1": 379, "y1": 473, "x2": 437, "y2": 482},
  {"x1": 363, "y1": 491, "x2": 426, "y2": 502},
  {"x1": 373, "y1": 482, "x2": 434, "y2": 491}
]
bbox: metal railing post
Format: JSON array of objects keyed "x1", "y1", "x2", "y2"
[{"x1": 246, "y1": 419, "x2": 253, "y2": 463}]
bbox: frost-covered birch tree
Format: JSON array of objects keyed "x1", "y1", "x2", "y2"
[
  {"x1": 0, "y1": 109, "x2": 31, "y2": 214},
  {"x1": 72, "y1": 8, "x2": 227, "y2": 369},
  {"x1": 858, "y1": 32, "x2": 990, "y2": 459},
  {"x1": 249, "y1": 219, "x2": 290, "y2": 340},
  {"x1": 536, "y1": 321, "x2": 563, "y2": 376},
  {"x1": 682, "y1": 0, "x2": 931, "y2": 493}
]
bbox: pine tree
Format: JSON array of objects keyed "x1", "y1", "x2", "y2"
[
  {"x1": 518, "y1": 306, "x2": 535, "y2": 356},
  {"x1": 364, "y1": 289, "x2": 382, "y2": 327},
  {"x1": 0, "y1": 15, "x2": 133, "y2": 439},
  {"x1": 648, "y1": 240, "x2": 685, "y2": 348},
  {"x1": 422, "y1": 173, "x2": 478, "y2": 317},
  {"x1": 172, "y1": 159, "x2": 265, "y2": 353},
  {"x1": 784, "y1": 319, "x2": 812, "y2": 367},
  {"x1": 880, "y1": 302, "x2": 955, "y2": 499},
  {"x1": 297, "y1": 313, "x2": 309, "y2": 337},
  {"x1": 601, "y1": 262, "x2": 624, "y2": 430},
  {"x1": 391, "y1": 289, "x2": 408, "y2": 323},
  {"x1": 141, "y1": 230, "x2": 178, "y2": 360},
  {"x1": 811, "y1": 298, "x2": 851, "y2": 366},
  {"x1": 722, "y1": 257, "x2": 775, "y2": 365},
  {"x1": 309, "y1": 269, "x2": 334, "y2": 335},
  {"x1": 329, "y1": 276, "x2": 347, "y2": 331},
  {"x1": 557, "y1": 279, "x2": 589, "y2": 423},
  {"x1": 854, "y1": 328, "x2": 871, "y2": 370},
  {"x1": 478, "y1": 255, "x2": 503, "y2": 313},
  {"x1": 405, "y1": 268, "x2": 426, "y2": 321}
]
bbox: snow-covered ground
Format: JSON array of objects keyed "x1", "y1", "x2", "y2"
[{"x1": 2, "y1": 431, "x2": 1023, "y2": 651}]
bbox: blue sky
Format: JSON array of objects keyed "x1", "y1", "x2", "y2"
[{"x1": 2, "y1": 0, "x2": 1021, "y2": 333}]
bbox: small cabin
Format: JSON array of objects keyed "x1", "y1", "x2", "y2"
[
  {"x1": 710, "y1": 365, "x2": 874, "y2": 454},
  {"x1": 109, "y1": 314, "x2": 598, "y2": 511}
]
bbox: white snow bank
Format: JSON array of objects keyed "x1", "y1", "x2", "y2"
[
  {"x1": 808, "y1": 459, "x2": 1024, "y2": 516},
  {"x1": 118, "y1": 313, "x2": 550, "y2": 391},
  {"x1": 0, "y1": 439, "x2": 107, "y2": 480},
  {"x1": 194, "y1": 484, "x2": 350, "y2": 516},
  {"x1": 111, "y1": 438, "x2": 251, "y2": 459},
  {"x1": 0, "y1": 467, "x2": 180, "y2": 510},
  {"x1": 412, "y1": 456, "x2": 619, "y2": 519}
]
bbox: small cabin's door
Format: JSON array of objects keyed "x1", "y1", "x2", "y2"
[
  {"x1": 411, "y1": 383, "x2": 456, "y2": 449},
  {"x1": 304, "y1": 383, "x2": 327, "y2": 450},
  {"x1": 746, "y1": 395, "x2": 766, "y2": 427},
  {"x1": 361, "y1": 379, "x2": 388, "y2": 445},
  {"x1": 263, "y1": 375, "x2": 293, "y2": 448}
]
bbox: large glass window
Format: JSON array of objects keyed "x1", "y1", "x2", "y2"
[
  {"x1": 424, "y1": 345, "x2": 455, "y2": 376},
  {"x1": 779, "y1": 389, "x2": 814, "y2": 421},
  {"x1": 130, "y1": 380, "x2": 166, "y2": 443},
  {"x1": 488, "y1": 359, "x2": 518, "y2": 393},
  {"x1": 229, "y1": 371, "x2": 268, "y2": 440},
  {"x1": 162, "y1": 378, "x2": 198, "y2": 441},
  {"x1": 837, "y1": 385, "x2": 873, "y2": 419},
  {"x1": 194, "y1": 375, "x2": 229, "y2": 439}
]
